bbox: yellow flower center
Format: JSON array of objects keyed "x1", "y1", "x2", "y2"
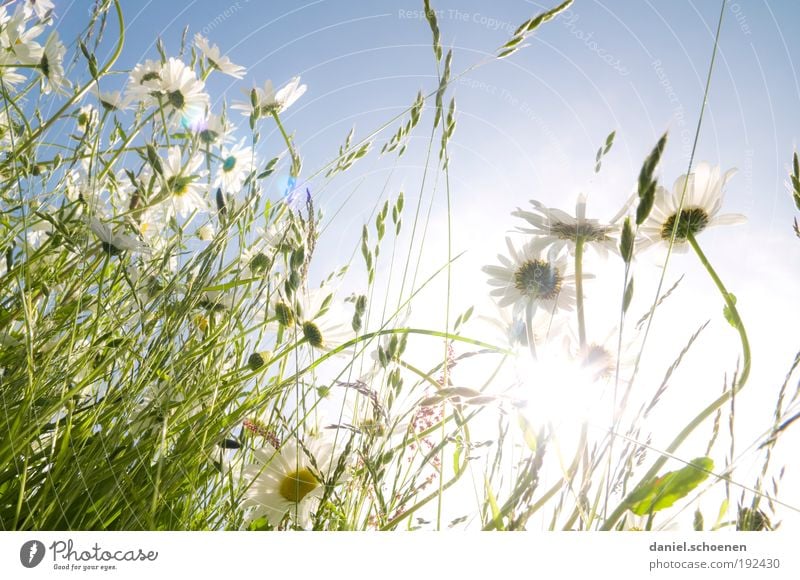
[{"x1": 278, "y1": 468, "x2": 319, "y2": 503}]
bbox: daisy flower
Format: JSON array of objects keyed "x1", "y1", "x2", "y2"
[
  {"x1": 91, "y1": 85, "x2": 130, "y2": 112},
  {"x1": 479, "y1": 302, "x2": 564, "y2": 352},
  {"x1": 192, "y1": 112, "x2": 234, "y2": 145},
  {"x1": 239, "y1": 243, "x2": 272, "y2": 277},
  {"x1": 215, "y1": 140, "x2": 255, "y2": 193},
  {"x1": 639, "y1": 162, "x2": 745, "y2": 251},
  {"x1": 154, "y1": 57, "x2": 209, "y2": 120},
  {"x1": 126, "y1": 59, "x2": 162, "y2": 105},
  {"x1": 240, "y1": 437, "x2": 340, "y2": 529},
  {"x1": 88, "y1": 217, "x2": 150, "y2": 256},
  {"x1": 482, "y1": 238, "x2": 584, "y2": 316},
  {"x1": 2, "y1": 5, "x2": 44, "y2": 64},
  {"x1": 76, "y1": 104, "x2": 97, "y2": 132},
  {"x1": 194, "y1": 33, "x2": 245, "y2": 79},
  {"x1": 232, "y1": 76, "x2": 307, "y2": 117},
  {"x1": 39, "y1": 31, "x2": 67, "y2": 94},
  {"x1": 160, "y1": 146, "x2": 208, "y2": 219},
  {"x1": 512, "y1": 193, "x2": 624, "y2": 258},
  {"x1": 296, "y1": 287, "x2": 355, "y2": 355},
  {"x1": 197, "y1": 223, "x2": 215, "y2": 241},
  {"x1": 23, "y1": 0, "x2": 54, "y2": 20},
  {"x1": 0, "y1": 53, "x2": 27, "y2": 90}
]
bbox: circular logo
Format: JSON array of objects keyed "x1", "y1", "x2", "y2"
[{"x1": 20, "y1": 540, "x2": 46, "y2": 568}]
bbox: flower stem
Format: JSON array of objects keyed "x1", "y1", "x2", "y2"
[
  {"x1": 575, "y1": 236, "x2": 587, "y2": 349},
  {"x1": 271, "y1": 110, "x2": 301, "y2": 178},
  {"x1": 525, "y1": 301, "x2": 538, "y2": 360},
  {"x1": 601, "y1": 232, "x2": 751, "y2": 530}
]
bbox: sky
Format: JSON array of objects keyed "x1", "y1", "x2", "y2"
[{"x1": 50, "y1": 0, "x2": 800, "y2": 529}]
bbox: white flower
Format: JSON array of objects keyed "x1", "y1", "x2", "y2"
[
  {"x1": 192, "y1": 112, "x2": 233, "y2": 145},
  {"x1": 639, "y1": 162, "x2": 745, "y2": 251},
  {"x1": 482, "y1": 238, "x2": 585, "y2": 316},
  {"x1": 2, "y1": 6, "x2": 44, "y2": 64},
  {"x1": 39, "y1": 31, "x2": 66, "y2": 94},
  {"x1": 154, "y1": 57, "x2": 209, "y2": 120},
  {"x1": 24, "y1": 218, "x2": 52, "y2": 249},
  {"x1": 194, "y1": 33, "x2": 245, "y2": 79},
  {"x1": 137, "y1": 201, "x2": 169, "y2": 241},
  {"x1": 479, "y1": 302, "x2": 564, "y2": 352},
  {"x1": 23, "y1": 0, "x2": 54, "y2": 21},
  {"x1": 240, "y1": 437, "x2": 340, "y2": 529},
  {"x1": 197, "y1": 223, "x2": 215, "y2": 241},
  {"x1": 91, "y1": 85, "x2": 130, "y2": 111},
  {"x1": 160, "y1": 146, "x2": 208, "y2": 219},
  {"x1": 231, "y1": 76, "x2": 307, "y2": 117},
  {"x1": 0, "y1": 109, "x2": 18, "y2": 147},
  {"x1": 76, "y1": 105, "x2": 97, "y2": 131},
  {"x1": 214, "y1": 140, "x2": 254, "y2": 193},
  {"x1": 126, "y1": 59, "x2": 162, "y2": 105},
  {"x1": 88, "y1": 217, "x2": 150, "y2": 255},
  {"x1": 238, "y1": 225, "x2": 292, "y2": 278},
  {"x1": 296, "y1": 287, "x2": 355, "y2": 355},
  {"x1": 0, "y1": 53, "x2": 27, "y2": 90},
  {"x1": 63, "y1": 161, "x2": 107, "y2": 215},
  {"x1": 513, "y1": 193, "x2": 624, "y2": 258}
]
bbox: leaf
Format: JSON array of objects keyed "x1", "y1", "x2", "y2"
[
  {"x1": 712, "y1": 498, "x2": 729, "y2": 530},
  {"x1": 635, "y1": 181, "x2": 656, "y2": 226},
  {"x1": 257, "y1": 157, "x2": 279, "y2": 179},
  {"x1": 604, "y1": 130, "x2": 616, "y2": 153},
  {"x1": 499, "y1": 0, "x2": 573, "y2": 59},
  {"x1": 517, "y1": 412, "x2": 538, "y2": 452},
  {"x1": 623, "y1": 277, "x2": 634, "y2": 313},
  {"x1": 620, "y1": 216, "x2": 634, "y2": 264},
  {"x1": 626, "y1": 457, "x2": 713, "y2": 516},
  {"x1": 722, "y1": 293, "x2": 737, "y2": 327},
  {"x1": 693, "y1": 508, "x2": 704, "y2": 531},
  {"x1": 485, "y1": 476, "x2": 505, "y2": 531}
]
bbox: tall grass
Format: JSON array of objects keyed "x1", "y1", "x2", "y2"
[{"x1": 0, "y1": 0, "x2": 797, "y2": 531}]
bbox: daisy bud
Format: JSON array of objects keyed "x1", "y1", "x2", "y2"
[
  {"x1": 248, "y1": 351, "x2": 272, "y2": 371},
  {"x1": 274, "y1": 301, "x2": 294, "y2": 327}
]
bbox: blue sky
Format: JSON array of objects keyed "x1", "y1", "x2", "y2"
[{"x1": 51, "y1": 0, "x2": 800, "y2": 526}]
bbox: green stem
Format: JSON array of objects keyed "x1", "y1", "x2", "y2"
[
  {"x1": 271, "y1": 110, "x2": 300, "y2": 178},
  {"x1": 601, "y1": 231, "x2": 751, "y2": 530},
  {"x1": 525, "y1": 301, "x2": 538, "y2": 360},
  {"x1": 1, "y1": 0, "x2": 125, "y2": 169},
  {"x1": 575, "y1": 236, "x2": 587, "y2": 349},
  {"x1": 484, "y1": 423, "x2": 588, "y2": 530}
]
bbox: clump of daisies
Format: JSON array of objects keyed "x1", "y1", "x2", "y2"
[{"x1": 479, "y1": 131, "x2": 752, "y2": 531}]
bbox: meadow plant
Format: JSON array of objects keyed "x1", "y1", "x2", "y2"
[{"x1": 0, "y1": 0, "x2": 797, "y2": 532}]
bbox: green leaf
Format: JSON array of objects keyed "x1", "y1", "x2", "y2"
[
  {"x1": 620, "y1": 216, "x2": 634, "y2": 263},
  {"x1": 693, "y1": 508, "x2": 704, "y2": 531},
  {"x1": 517, "y1": 412, "x2": 538, "y2": 452},
  {"x1": 257, "y1": 157, "x2": 279, "y2": 179},
  {"x1": 712, "y1": 498, "x2": 729, "y2": 531},
  {"x1": 626, "y1": 457, "x2": 713, "y2": 516},
  {"x1": 623, "y1": 277, "x2": 634, "y2": 313},
  {"x1": 723, "y1": 293, "x2": 738, "y2": 328},
  {"x1": 604, "y1": 130, "x2": 616, "y2": 153},
  {"x1": 635, "y1": 182, "x2": 656, "y2": 226},
  {"x1": 484, "y1": 476, "x2": 505, "y2": 531}
]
